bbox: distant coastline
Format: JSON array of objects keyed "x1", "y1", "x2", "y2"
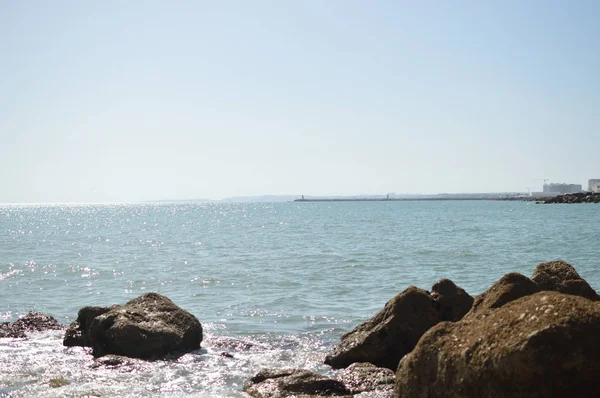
[{"x1": 294, "y1": 193, "x2": 528, "y2": 202}]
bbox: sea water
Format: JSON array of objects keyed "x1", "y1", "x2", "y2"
[{"x1": 0, "y1": 201, "x2": 598, "y2": 397}]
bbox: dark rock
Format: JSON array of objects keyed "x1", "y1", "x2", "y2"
[
  {"x1": 394, "y1": 291, "x2": 600, "y2": 398},
  {"x1": 92, "y1": 354, "x2": 130, "y2": 368},
  {"x1": 531, "y1": 260, "x2": 599, "y2": 301},
  {"x1": 465, "y1": 272, "x2": 540, "y2": 319},
  {"x1": 337, "y1": 362, "x2": 394, "y2": 395},
  {"x1": 430, "y1": 278, "x2": 474, "y2": 321},
  {"x1": 64, "y1": 306, "x2": 115, "y2": 347},
  {"x1": 220, "y1": 351, "x2": 234, "y2": 358},
  {"x1": 0, "y1": 312, "x2": 64, "y2": 338},
  {"x1": 325, "y1": 286, "x2": 441, "y2": 370},
  {"x1": 244, "y1": 369, "x2": 351, "y2": 397},
  {"x1": 541, "y1": 192, "x2": 600, "y2": 204},
  {"x1": 64, "y1": 292, "x2": 202, "y2": 359}
]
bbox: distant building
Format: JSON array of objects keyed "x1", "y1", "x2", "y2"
[
  {"x1": 543, "y1": 183, "x2": 582, "y2": 194},
  {"x1": 589, "y1": 179, "x2": 600, "y2": 193}
]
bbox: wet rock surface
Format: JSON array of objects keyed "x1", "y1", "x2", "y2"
[
  {"x1": 63, "y1": 292, "x2": 202, "y2": 359},
  {"x1": 325, "y1": 286, "x2": 442, "y2": 370},
  {"x1": 531, "y1": 260, "x2": 600, "y2": 301},
  {"x1": 244, "y1": 369, "x2": 351, "y2": 397},
  {"x1": 0, "y1": 312, "x2": 65, "y2": 338},
  {"x1": 394, "y1": 291, "x2": 600, "y2": 398}
]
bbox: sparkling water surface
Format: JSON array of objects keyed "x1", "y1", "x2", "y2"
[{"x1": 1, "y1": 201, "x2": 599, "y2": 397}]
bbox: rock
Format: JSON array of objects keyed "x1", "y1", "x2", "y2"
[
  {"x1": 92, "y1": 354, "x2": 130, "y2": 368},
  {"x1": 64, "y1": 306, "x2": 115, "y2": 347},
  {"x1": 91, "y1": 354, "x2": 151, "y2": 373},
  {"x1": 244, "y1": 369, "x2": 351, "y2": 398},
  {"x1": 337, "y1": 362, "x2": 395, "y2": 395},
  {"x1": 48, "y1": 377, "x2": 69, "y2": 388},
  {"x1": 465, "y1": 272, "x2": 540, "y2": 319},
  {"x1": 63, "y1": 292, "x2": 202, "y2": 359},
  {"x1": 531, "y1": 260, "x2": 599, "y2": 301},
  {"x1": 430, "y1": 279, "x2": 474, "y2": 321},
  {"x1": 541, "y1": 192, "x2": 600, "y2": 204},
  {"x1": 205, "y1": 335, "x2": 254, "y2": 350},
  {"x1": 325, "y1": 286, "x2": 441, "y2": 370},
  {"x1": 0, "y1": 312, "x2": 64, "y2": 338},
  {"x1": 395, "y1": 291, "x2": 600, "y2": 398}
]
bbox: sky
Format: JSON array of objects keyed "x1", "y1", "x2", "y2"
[{"x1": 1, "y1": 1, "x2": 599, "y2": 202}]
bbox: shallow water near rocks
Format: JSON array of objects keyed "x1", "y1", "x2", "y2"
[{"x1": 1, "y1": 201, "x2": 599, "y2": 397}]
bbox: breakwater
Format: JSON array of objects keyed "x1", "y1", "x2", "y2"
[{"x1": 540, "y1": 192, "x2": 600, "y2": 204}]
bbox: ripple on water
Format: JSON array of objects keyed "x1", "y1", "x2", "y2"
[{"x1": 1, "y1": 202, "x2": 599, "y2": 396}]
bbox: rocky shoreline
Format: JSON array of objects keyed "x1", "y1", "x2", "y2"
[
  {"x1": 1, "y1": 260, "x2": 599, "y2": 397},
  {"x1": 538, "y1": 192, "x2": 600, "y2": 204}
]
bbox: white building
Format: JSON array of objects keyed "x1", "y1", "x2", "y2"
[
  {"x1": 543, "y1": 183, "x2": 582, "y2": 194},
  {"x1": 589, "y1": 179, "x2": 600, "y2": 193}
]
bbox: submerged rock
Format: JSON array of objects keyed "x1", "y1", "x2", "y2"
[
  {"x1": 430, "y1": 278, "x2": 473, "y2": 321},
  {"x1": 63, "y1": 292, "x2": 202, "y2": 359},
  {"x1": 394, "y1": 291, "x2": 600, "y2": 398},
  {"x1": 0, "y1": 312, "x2": 64, "y2": 338},
  {"x1": 325, "y1": 286, "x2": 441, "y2": 370},
  {"x1": 531, "y1": 260, "x2": 599, "y2": 301},
  {"x1": 90, "y1": 354, "x2": 152, "y2": 373},
  {"x1": 244, "y1": 369, "x2": 351, "y2": 398},
  {"x1": 465, "y1": 272, "x2": 540, "y2": 319}
]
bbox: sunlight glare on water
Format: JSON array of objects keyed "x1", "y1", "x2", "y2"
[{"x1": 1, "y1": 201, "x2": 599, "y2": 396}]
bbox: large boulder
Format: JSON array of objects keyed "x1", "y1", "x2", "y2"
[
  {"x1": 63, "y1": 293, "x2": 202, "y2": 359},
  {"x1": 465, "y1": 272, "x2": 540, "y2": 319},
  {"x1": 430, "y1": 279, "x2": 473, "y2": 321},
  {"x1": 395, "y1": 291, "x2": 600, "y2": 398},
  {"x1": 243, "y1": 369, "x2": 351, "y2": 397},
  {"x1": 531, "y1": 260, "x2": 599, "y2": 301},
  {"x1": 325, "y1": 286, "x2": 441, "y2": 370},
  {"x1": 0, "y1": 312, "x2": 64, "y2": 338}
]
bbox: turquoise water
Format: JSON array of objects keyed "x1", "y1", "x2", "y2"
[{"x1": 0, "y1": 201, "x2": 598, "y2": 397}]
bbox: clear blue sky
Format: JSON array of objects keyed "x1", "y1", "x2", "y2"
[{"x1": 1, "y1": 1, "x2": 599, "y2": 202}]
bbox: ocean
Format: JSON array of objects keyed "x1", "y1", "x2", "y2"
[{"x1": 1, "y1": 201, "x2": 598, "y2": 397}]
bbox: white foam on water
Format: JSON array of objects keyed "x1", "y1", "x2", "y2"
[{"x1": 0, "y1": 327, "x2": 340, "y2": 397}]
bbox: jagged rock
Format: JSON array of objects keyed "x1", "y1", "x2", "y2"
[
  {"x1": 325, "y1": 286, "x2": 441, "y2": 370},
  {"x1": 430, "y1": 279, "x2": 473, "y2": 321},
  {"x1": 337, "y1": 362, "x2": 394, "y2": 395},
  {"x1": 64, "y1": 306, "x2": 115, "y2": 347},
  {"x1": 0, "y1": 312, "x2": 64, "y2": 338},
  {"x1": 465, "y1": 272, "x2": 540, "y2": 319},
  {"x1": 531, "y1": 260, "x2": 599, "y2": 301},
  {"x1": 244, "y1": 369, "x2": 351, "y2": 397},
  {"x1": 395, "y1": 291, "x2": 600, "y2": 398},
  {"x1": 63, "y1": 293, "x2": 202, "y2": 359}
]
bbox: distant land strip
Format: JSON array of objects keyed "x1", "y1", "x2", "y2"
[{"x1": 295, "y1": 196, "x2": 523, "y2": 202}]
